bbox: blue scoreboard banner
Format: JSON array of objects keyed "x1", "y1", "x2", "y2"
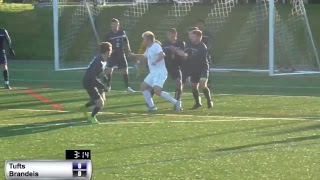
[{"x1": 4, "y1": 160, "x2": 92, "y2": 179}]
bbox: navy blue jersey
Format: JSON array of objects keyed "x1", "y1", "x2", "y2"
[
  {"x1": 184, "y1": 42, "x2": 209, "y2": 71},
  {"x1": 0, "y1": 28, "x2": 12, "y2": 51},
  {"x1": 103, "y1": 30, "x2": 128, "y2": 53},
  {"x1": 162, "y1": 40, "x2": 185, "y2": 67},
  {"x1": 83, "y1": 55, "x2": 106, "y2": 83}
]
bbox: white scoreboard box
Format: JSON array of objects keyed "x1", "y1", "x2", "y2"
[{"x1": 4, "y1": 160, "x2": 92, "y2": 179}]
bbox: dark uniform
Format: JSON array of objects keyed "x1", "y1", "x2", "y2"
[
  {"x1": 0, "y1": 28, "x2": 12, "y2": 65},
  {"x1": 104, "y1": 30, "x2": 128, "y2": 69},
  {"x1": 183, "y1": 42, "x2": 209, "y2": 84},
  {"x1": 162, "y1": 40, "x2": 185, "y2": 80},
  {"x1": 83, "y1": 55, "x2": 107, "y2": 100}
]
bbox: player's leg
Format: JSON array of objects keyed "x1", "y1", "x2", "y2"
[
  {"x1": 104, "y1": 53, "x2": 118, "y2": 91},
  {"x1": 153, "y1": 73, "x2": 181, "y2": 112},
  {"x1": 0, "y1": 52, "x2": 10, "y2": 89},
  {"x1": 141, "y1": 74, "x2": 155, "y2": 111},
  {"x1": 118, "y1": 55, "x2": 134, "y2": 92},
  {"x1": 190, "y1": 74, "x2": 202, "y2": 109},
  {"x1": 171, "y1": 68, "x2": 183, "y2": 110},
  {"x1": 84, "y1": 86, "x2": 104, "y2": 123},
  {"x1": 199, "y1": 70, "x2": 213, "y2": 109}
]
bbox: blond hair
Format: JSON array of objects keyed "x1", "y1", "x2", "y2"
[{"x1": 142, "y1": 31, "x2": 155, "y2": 42}]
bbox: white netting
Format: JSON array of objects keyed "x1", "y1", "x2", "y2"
[
  {"x1": 121, "y1": 0, "x2": 150, "y2": 37},
  {"x1": 58, "y1": 0, "x2": 101, "y2": 69},
  {"x1": 205, "y1": 0, "x2": 319, "y2": 74},
  {"x1": 155, "y1": 1, "x2": 196, "y2": 41},
  {"x1": 58, "y1": 0, "x2": 67, "y2": 17}
]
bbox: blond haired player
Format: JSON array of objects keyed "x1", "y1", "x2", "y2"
[
  {"x1": 136, "y1": 39, "x2": 162, "y2": 78},
  {"x1": 129, "y1": 31, "x2": 181, "y2": 112}
]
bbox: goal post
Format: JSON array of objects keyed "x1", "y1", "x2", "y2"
[
  {"x1": 53, "y1": 0, "x2": 153, "y2": 71},
  {"x1": 53, "y1": 0, "x2": 319, "y2": 75},
  {"x1": 206, "y1": 0, "x2": 319, "y2": 76}
]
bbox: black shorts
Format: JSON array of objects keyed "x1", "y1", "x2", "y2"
[
  {"x1": 167, "y1": 65, "x2": 182, "y2": 80},
  {"x1": 83, "y1": 81, "x2": 102, "y2": 101},
  {"x1": 0, "y1": 51, "x2": 7, "y2": 65},
  {"x1": 182, "y1": 68, "x2": 209, "y2": 84},
  {"x1": 107, "y1": 52, "x2": 128, "y2": 69}
]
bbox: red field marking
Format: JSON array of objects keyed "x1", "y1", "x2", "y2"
[{"x1": 21, "y1": 88, "x2": 63, "y2": 110}]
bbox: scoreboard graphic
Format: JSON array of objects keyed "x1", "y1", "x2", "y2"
[{"x1": 4, "y1": 150, "x2": 92, "y2": 179}]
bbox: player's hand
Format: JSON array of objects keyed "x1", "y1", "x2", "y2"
[
  {"x1": 103, "y1": 86, "x2": 109, "y2": 92},
  {"x1": 176, "y1": 50, "x2": 185, "y2": 57},
  {"x1": 9, "y1": 48, "x2": 15, "y2": 57}
]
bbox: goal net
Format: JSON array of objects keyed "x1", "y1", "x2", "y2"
[
  {"x1": 206, "y1": 0, "x2": 319, "y2": 75},
  {"x1": 53, "y1": 0, "x2": 152, "y2": 71},
  {"x1": 155, "y1": 0, "x2": 198, "y2": 41}
]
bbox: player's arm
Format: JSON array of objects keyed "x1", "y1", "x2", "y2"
[
  {"x1": 205, "y1": 29, "x2": 214, "y2": 50},
  {"x1": 151, "y1": 44, "x2": 165, "y2": 65},
  {"x1": 123, "y1": 31, "x2": 132, "y2": 52},
  {"x1": 4, "y1": 29, "x2": 15, "y2": 56},
  {"x1": 129, "y1": 52, "x2": 147, "y2": 62}
]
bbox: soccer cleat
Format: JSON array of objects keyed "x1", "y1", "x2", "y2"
[
  {"x1": 173, "y1": 100, "x2": 183, "y2": 112},
  {"x1": 126, "y1": 87, "x2": 135, "y2": 92},
  {"x1": 88, "y1": 116, "x2": 99, "y2": 124},
  {"x1": 207, "y1": 101, "x2": 213, "y2": 109},
  {"x1": 191, "y1": 103, "x2": 202, "y2": 110},
  {"x1": 175, "y1": 100, "x2": 181, "y2": 112},
  {"x1": 147, "y1": 106, "x2": 157, "y2": 112},
  {"x1": 4, "y1": 84, "x2": 11, "y2": 89}
]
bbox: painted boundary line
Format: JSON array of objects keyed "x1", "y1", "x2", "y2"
[
  {"x1": 10, "y1": 78, "x2": 320, "y2": 90},
  {"x1": 5, "y1": 86, "x2": 320, "y2": 99},
  {"x1": 0, "y1": 108, "x2": 318, "y2": 128}
]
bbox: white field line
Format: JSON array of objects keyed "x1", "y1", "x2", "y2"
[
  {"x1": 7, "y1": 108, "x2": 320, "y2": 120},
  {"x1": 7, "y1": 86, "x2": 320, "y2": 99},
  {"x1": 10, "y1": 78, "x2": 320, "y2": 90},
  {"x1": 0, "y1": 108, "x2": 318, "y2": 129}
]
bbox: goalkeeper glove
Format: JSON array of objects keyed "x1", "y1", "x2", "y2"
[{"x1": 9, "y1": 48, "x2": 15, "y2": 57}]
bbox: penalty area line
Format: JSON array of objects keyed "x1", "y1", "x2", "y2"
[{"x1": 6, "y1": 108, "x2": 320, "y2": 121}]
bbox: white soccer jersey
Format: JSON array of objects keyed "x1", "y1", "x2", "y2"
[
  {"x1": 143, "y1": 43, "x2": 167, "y2": 88},
  {"x1": 143, "y1": 43, "x2": 167, "y2": 74}
]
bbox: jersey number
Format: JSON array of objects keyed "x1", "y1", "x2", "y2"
[{"x1": 116, "y1": 43, "x2": 120, "y2": 48}]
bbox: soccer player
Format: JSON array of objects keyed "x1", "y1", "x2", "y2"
[
  {"x1": 136, "y1": 39, "x2": 162, "y2": 78},
  {"x1": 196, "y1": 19, "x2": 214, "y2": 88},
  {"x1": 162, "y1": 28, "x2": 185, "y2": 110},
  {"x1": 103, "y1": 18, "x2": 134, "y2": 92},
  {"x1": 82, "y1": 42, "x2": 112, "y2": 124},
  {"x1": 177, "y1": 30, "x2": 213, "y2": 109},
  {"x1": 129, "y1": 31, "x2": 181, "y2": 112},
  {"x1": 0, "y1": 28, "x2": 15, "y2": 89}
]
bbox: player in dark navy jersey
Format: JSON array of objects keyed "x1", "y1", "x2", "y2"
[
  {"x1": 162, "y1": 28, "x2": 185, "y2": 110},
  {"x1": 82, "y1": 42, "x2": 112, "y2": 124},
  {"x1": 177, "y1": 30, "x2": 213, "y2": 109},
  {"x1": 196, "y1": 19, "x2": 214, "y2": 88},
  {"x1": 103, "y1": 18, "x2": 134, "y2": 92},
  {"x1": 0, "y1": 28, "x2": 15, "y2": 89}
]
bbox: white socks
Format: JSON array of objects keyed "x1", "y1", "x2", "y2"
[
  {"x1": 5, "y1": 81, "x2": 9, "y2": 85},
  {"x1": 160, "y1": 91, "x2": 177, "y2": 104},
  {"x1": 142, "y1": 90, "x2": 155, "y2": 107}
]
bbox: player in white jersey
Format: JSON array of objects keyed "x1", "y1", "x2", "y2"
[{"x1": 129, "y1": 31, "x2": 181, "y2": 112}]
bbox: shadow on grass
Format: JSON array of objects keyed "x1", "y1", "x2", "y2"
[
  {"x1": 93, "y1": 121, "x2": 302, "y2": 154},
  {"x1": 262, "y1": 123, "x2": 320, "y2": 137},
  {"x1": 0, "y1": 118, "x2": 87, "y2": 138},
  {"x1": 213, "y1": 134, "x2": 320, "y2": 152},
  {"x1": 95, "y1": 140, "x2": 320, "y2": 171}
]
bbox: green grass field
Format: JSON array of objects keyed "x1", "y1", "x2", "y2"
[
  {"x1": 1, "y1": 61, "x2": 320, "y2": 179},
  {"x1": 1, "y1": 3, "x2": 320, "y2": 180}
]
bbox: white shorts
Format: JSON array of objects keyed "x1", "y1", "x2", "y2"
[{"x1": 144, "y1": 72, "x2": 167, "y2": 88}]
